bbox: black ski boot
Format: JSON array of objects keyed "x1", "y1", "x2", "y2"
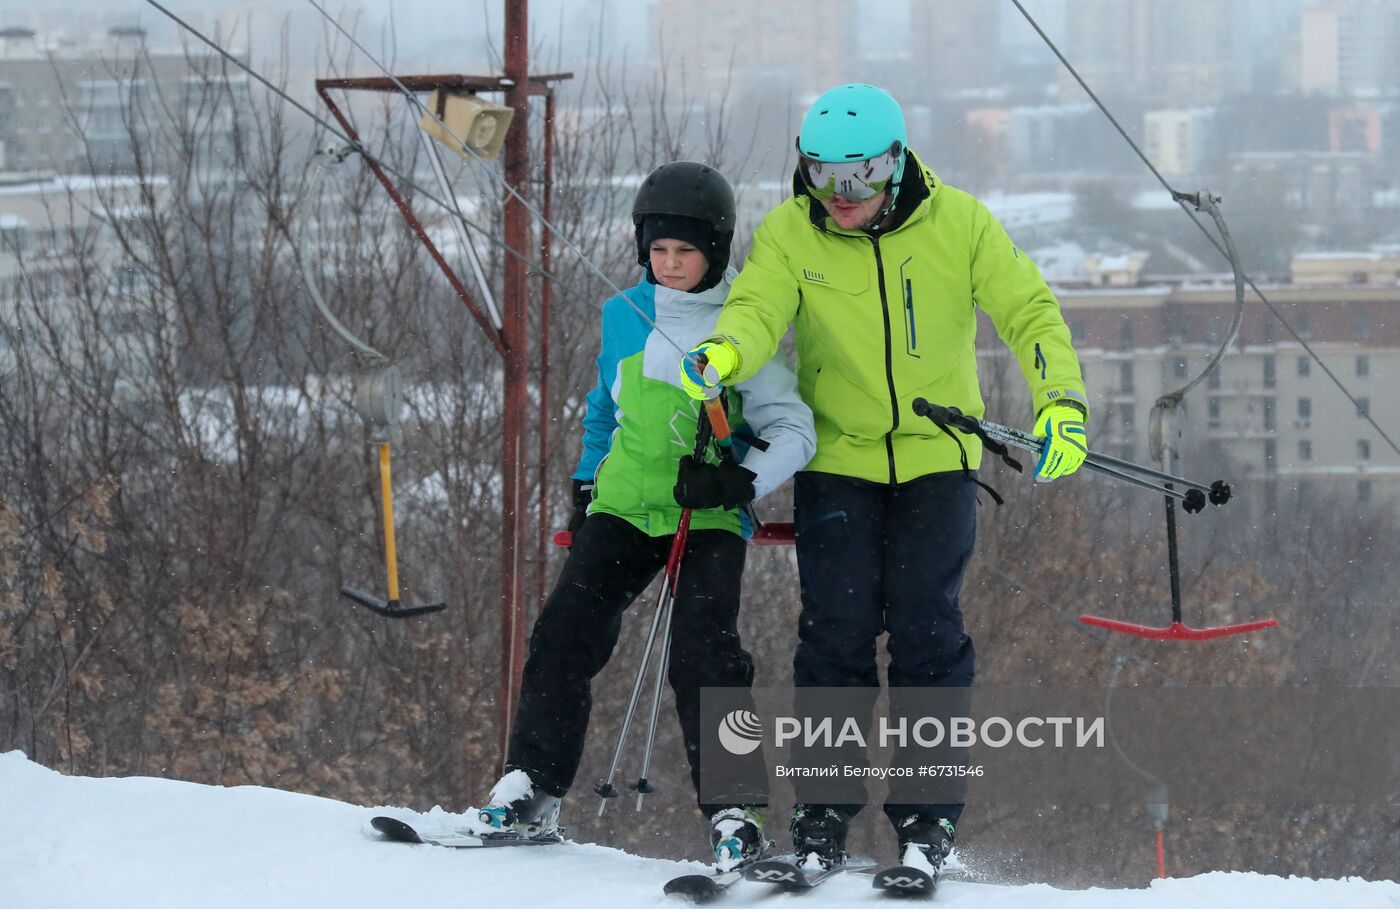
[
  {"x1": 790, "y1": 804, "x2": 849, "y2": 868},
  {"x1": 894, "y1": 815, "x2": 955, "y2": 876},
  {"x1": 710, "y1": 806, "x2": 766, "y2": 870},
  {"x1": 478, "y1": 769, "x2": 562, "y2": 838}
]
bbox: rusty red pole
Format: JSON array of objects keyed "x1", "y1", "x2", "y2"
[
  {"x1": 535, "y1": 89, "x2": 555, "y2": 610},
  {"x1": 498, "y1": 0, "x2": 531, "y2": 775}
]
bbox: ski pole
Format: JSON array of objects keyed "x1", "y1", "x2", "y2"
[
  {"x1": 912, "y1": 400, "x2": 1231, "y2": 513},
  {"x1": 594, "y1": 517, "x2": 685, "y2": 810},
  {"x1": 631, "y1": 398, "x2": 729, "y2": 808},
  {"x1": 703, "y1": 396, "x2": 732, "y2": 448},
  {"x1": 691, "y1": 350, "x2": 733, "y2": 450},
  {"x1": 629, "y1": 510, "x2": 690, "y2": 810},
  {"x1": 594, "y1": 400, "x2": 722, "y2": 813},
  {"x1": 977, "y1": 417, "x2": 1217, "y2": 496}
]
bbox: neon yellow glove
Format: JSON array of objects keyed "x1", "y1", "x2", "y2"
[
  {"x1": 1033, "y1": 405, "x2": 1088, "y2": 482},
  {"x1": 678, "y1": 340, "x2": 739, "y2": 401}
]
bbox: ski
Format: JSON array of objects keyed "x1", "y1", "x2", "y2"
[
  {"x1": 871, "y1": 863, "x2": 939, "y2": 897},
  {"x1": 662, "y1": 867, "x2": 746, "y2": 904},
  {"x1": 663, "y1": 847, "x2": 775, "y2": 903},
  {"x1": 743, "y1": 853, "x2": 877, "y2": 890},
  {"x1": 370, "y1": 815, "x2": 564, "y2": 848}
]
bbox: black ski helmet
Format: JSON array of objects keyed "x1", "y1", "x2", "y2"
[{"x1": 632, "y1": 161, "x2": 736, "y2": 291}]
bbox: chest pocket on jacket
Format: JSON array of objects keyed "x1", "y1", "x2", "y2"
[
  {"x1": 896, "y1": 255, "x2": 974, "y2": 373},
  {"x1": 798, "y1": 263, "x2": 869, "y2": 300}
]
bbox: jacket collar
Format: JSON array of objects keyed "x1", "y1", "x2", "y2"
[{"x1": 652, "y1": 268, "x2": 735, "y2": 314}]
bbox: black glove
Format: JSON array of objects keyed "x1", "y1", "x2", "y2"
[
  {"x1": 673, "y1": 456, "x2": 757, "y2": 510},
  {"x1": 568, "y1": 479, "x2": 594, "y2": 532}
]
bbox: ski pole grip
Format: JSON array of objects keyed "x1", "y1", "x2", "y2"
[
  {"x1": 690, "y1": 351, "x2": 732, "y2": 445},
  {"x1": 912, "y1": 398, "x2": 973, "y2": 433},
  {"x1": 702, "y1": 396, "x2": 731, "y2": 445}
]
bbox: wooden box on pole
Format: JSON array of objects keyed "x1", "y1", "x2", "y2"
[{"x1": 420, "y1": 90, "x2": 514, "y2": 159}]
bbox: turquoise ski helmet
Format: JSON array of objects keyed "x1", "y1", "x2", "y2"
[
  {"x1": 796, "y1": 84, "x2": 908, "y2": 211},
  {"x1": 797, "y1": 83, "x2": 907, "y2": 163}
]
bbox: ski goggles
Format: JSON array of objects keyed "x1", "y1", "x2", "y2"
[{"x1": 797, "y1": 141, "x2": 903, "y2": 202}]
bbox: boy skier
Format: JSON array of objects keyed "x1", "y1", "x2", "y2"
[{"x1": 478, "y1": 161, "x2": 816, "y2": 869}]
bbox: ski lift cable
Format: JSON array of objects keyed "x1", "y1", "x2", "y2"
[
  {"x1": 1008, "y1": 0, "x2": 1400, "y2": 460},
  {"x1": 302, "y1": 0, "x2": 705, "y2": 369},
  {"x1": 1105, "y1": 656, "x2": 1169, "y2": 789},
  {"x1": 140, "y1": 0, "x2": 636, "y2": 329},
  {"x1": 1160, "y1": 192, "x2": 1243, "y2": 404},
  {"x1": 293, "y1": 151, "x2": 392, "y2": 366}
]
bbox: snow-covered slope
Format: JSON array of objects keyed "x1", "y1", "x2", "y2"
[{"x1": 2, "y1": 751, "x2": 1396, "y2": 909}]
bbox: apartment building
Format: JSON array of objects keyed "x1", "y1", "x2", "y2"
[
  {"x1": 978, "y1": 256, "x2": 1399, "y2": 505},
  {"x1": 1061, "y1": 0, "x2": 1244, "y2": 104},
  {"x1": 0, "y1": 172, "x2": 164, "y2": 378},
  {"x1": 1144, "y1": 107, "x2": 1219, "y2": 178},
  {"x1": 1299, "y1": 0, "x2": 1400, "y2": 96},
  {"x1": 0, "y1": 26, "x2": 242, "y2": 175},
  {"x1": 648, "y1": 0, "x2": 856, "y2": 99},
  {"x1": 908, "y1": 0, "x2": 1003, "y2": 95}
]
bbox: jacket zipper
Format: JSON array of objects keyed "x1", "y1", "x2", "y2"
[{"x1": 871, "y1": 235, "x2": 900, "y2": 485}]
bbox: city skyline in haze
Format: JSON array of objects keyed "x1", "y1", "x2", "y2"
[{"x1": 0, "y1": 1, "x2": 1320, "y2": 78}]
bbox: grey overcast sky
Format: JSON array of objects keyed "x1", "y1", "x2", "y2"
[
  {"x1": 367, "y1": 0, "x2": 1302, "y2": 63},
  {"x1": 4, "y1": 0, "x2": 1312, "y2": 72}
]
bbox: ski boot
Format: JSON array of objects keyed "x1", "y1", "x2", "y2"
[
  {"x1": 894, "y1": 815, "x2": 955, "y2": 877},
  {"x1": 790, "y1": 804, "x2": 849, "y2": 869},
  {"x1": 710, "y1": 806, "x2": 767, "y2": 871},
  {"x1": 478, "y1": 768, "x2": 562, "y2": 839}
]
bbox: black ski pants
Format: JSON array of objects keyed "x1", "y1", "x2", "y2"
[
  {"x1": 507, "y1": 512, "x2": 759, "y2": 817},
  {"x1": 791, "y1": 470, "x2": 978, "y2": 830}
]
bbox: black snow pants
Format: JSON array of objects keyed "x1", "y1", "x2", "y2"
[
  {"x1": 506, "y1": 512, "x2": 761, "y2": 817},
  {"x1": 790, "y1": 470, "x2": 978, "y2": 831}
]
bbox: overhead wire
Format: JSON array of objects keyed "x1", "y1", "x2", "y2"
[{"x1": 1008, "y1": 0, "x2": 1400, "y2": 459}]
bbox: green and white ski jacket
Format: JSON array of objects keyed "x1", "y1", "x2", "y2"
[{"x1": 573, "y1": 271, "x2": 816, "y2": 537}]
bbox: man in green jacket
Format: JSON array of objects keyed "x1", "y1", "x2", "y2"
[{"x1": 680, "y1": 83, "x2": 1091, "y2": 876}]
